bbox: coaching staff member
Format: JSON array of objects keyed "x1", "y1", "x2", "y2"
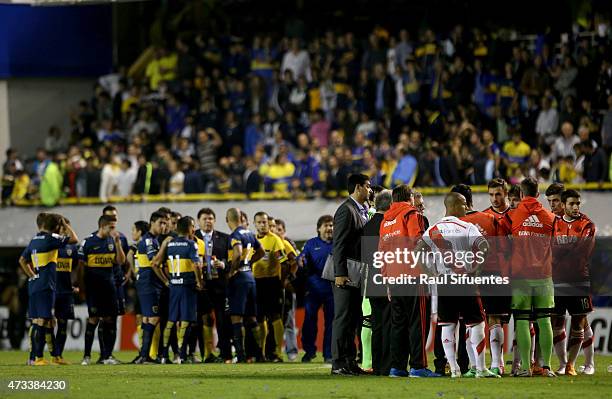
[{"x1": 331, "y1": 173, "x2": 372, "y2": 376}]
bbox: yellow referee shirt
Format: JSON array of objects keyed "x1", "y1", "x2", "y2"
[{"x1": 253, "y1": 232, "x2": 286, "y2": 279}]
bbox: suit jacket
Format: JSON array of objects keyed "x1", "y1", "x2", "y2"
[
  {"x1": 195, "y1": 229, "x2": 231, "y2": 281},
  {"x1": 333, "y1": 197, "x2": 367, "y2": 277}
]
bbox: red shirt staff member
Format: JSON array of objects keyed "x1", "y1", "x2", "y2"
[
  {"x1": 379, "y1": 184, "x2": 439, "y2": 378},
  {"x1": 509, "y1": 177, "x2": 556, "y2": 377}
]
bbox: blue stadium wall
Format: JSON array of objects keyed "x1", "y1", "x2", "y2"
[{"x1": 0, "y1": 4, "x2": 112, "y2": 78}]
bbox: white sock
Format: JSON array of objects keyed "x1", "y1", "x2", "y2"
[
  {"x1": 553, "y1": 323, "x2": 568, "y2": 368},
  {"x1": 567, "y1": 327, "x2": 584, "y2": 367},
  {"x1": 470, "y1": 322, "x2": 487, "y2": 372},
  {"x1": 465, "y1": 326, "x2": 477, "y2": 369},
  {"x1": 489, "y1": 324, "x2": 503, "y2": 369},
  {"x1": 512, "y1": 338, "x2": 520, "y2": 367},
  {"x1": 441, "y1": 323, "x2": 459, "y2": 372},
  {"x1": 583, "y1": 323, "x2": 594, "y2": 367},
  {"x1": 530, "y1": 322, "x2": 536, "y2": 365}
]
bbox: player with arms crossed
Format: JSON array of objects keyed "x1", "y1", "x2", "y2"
[{"x1": 552, "y1": 189, "x2": 596, "y2": 375}]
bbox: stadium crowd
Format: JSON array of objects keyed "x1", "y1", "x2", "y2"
[
  {"x1": 2, "y1": 22, "x2": 612, "y2": 206},
  {"x1": 18, "y1": 175, "x2": 600, "y2": 380}
]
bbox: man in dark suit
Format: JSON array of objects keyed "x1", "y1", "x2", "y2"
[
  {"x1": 331, "y1": 173, "x2": 372, "y2": 376},
  {"x1": 194, "y1": 208, "x2": 232, "y2": 362},
  {"x1": 364, "y1": 189, "x2": 393, "y2": 376}
]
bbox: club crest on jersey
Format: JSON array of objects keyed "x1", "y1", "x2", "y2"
[
  {"x1": 108, "y1": 243, "x2": 114, "y2": 251},
  {"x1": 66, "y1": 249, "x2": 72, "y2": 256}
]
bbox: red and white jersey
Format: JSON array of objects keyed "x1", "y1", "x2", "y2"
[
  {"x1": 422, "y1": 216, "x2": 486, "y2": 275},
  {"x1": 553, "y1": 213, "x2": 596, "y2": 285}
]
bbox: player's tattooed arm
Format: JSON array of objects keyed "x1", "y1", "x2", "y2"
[{"x1": 18, "y1": 256, "x2": 36, "y2": 278}]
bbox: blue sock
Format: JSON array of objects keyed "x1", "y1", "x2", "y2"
[
  {"x1": 35, "y1": 325, "x2": 46, "y2": 358},
  {"x1": 232, "y1": 323, "x2": 245, "y2": 361},
  {"x1": 52, "y1": 320, "x2": 68, "y2": 357},
  {"x1": 84, "y1": 322, "x2": 97, "y2": 358},
  {"x1": 140, "y1": 323, "x2": 155, "y2": 358},
  {"x1": 103, "y1": 320, "x2": 116, "y2": 359}
]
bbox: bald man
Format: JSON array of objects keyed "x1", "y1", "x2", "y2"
[
  {"x1": 226, "y1": 208, "x2": 265, "y2": 362},
  {"x1": 420, "y1": 193, "x2": 497, "y2": 378}
]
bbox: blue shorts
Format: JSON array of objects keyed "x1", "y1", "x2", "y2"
[
  {"x1": 116, "y1": 284, "x2": 126, "y2": 315},
  {"x1": 54, "y1": 293, "x2": 75, "y2": 320},
  {"x1": 85, "y1": 276, "x2": 118, "y2": 318},
  {"x1": 138, "y1": 289, "x2": 161, "y2": 317},
  {"x1": 168, "y1": 285, "x2": 197, "y2": 322},
  {"x1": 29, "y1": 289, "x2": 54, "y2": 319},
  {"x1": 227, "y1": 271, "x2": 257, "y2": 317}
]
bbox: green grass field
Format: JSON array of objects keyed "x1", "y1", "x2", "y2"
[{"x1": 0, "y1": 351, "x2": 610, "y2": 398}]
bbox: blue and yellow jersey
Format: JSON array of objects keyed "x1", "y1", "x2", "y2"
[
  {"x1": 78, "y1": 233, "x2": 118, "y2": 280},
  {"x1": 166, "y1": 237, "x2": 200, "y2": 286},
  {"x1": 56, "y1": 244, "x2": 78, "y2": 295},
  {"x1": 112, "y1": 233, "x2": 129, "y2": 285},
  {"x1": 22, "y1": 232, "x2": 70, "y2": 293},
  {"x1": 136, "y1": 232, "x2": 164, "y2": 293},
  {"x1": 229, "y1": 227, "x2": 261, "y2": 271},
  {"x1": 253, "y1": 232, "x2": 285, "y2": 279}
]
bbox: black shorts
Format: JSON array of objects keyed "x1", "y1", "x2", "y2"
[
  {"x1": 553, "y1": 295, "x2": 593, "y2": 316},
  {"x1": 115, "y1": 284, "x2": 126, "y2": 315},
  {"x1": 54, "y1": 293, "x2": 75, "y2": 320},
  {"x1": 158, "y1": 286, "x2": 170, "y2": 320},
  {"x1": 255, "y1": 277, "x2": 283, "y2": 319},
  {"x1": 197, "y1": 279, "x2": 226, "y2": 316},
  {"x1": 437, "y1": 295, "x2": 485, "y2": 325},
  {"x1": 480, "y1": 295, "x2": 512, "y2": 323},
  {"x1": 133, "y1": 286, "x2": 142, "y2": 315},
  {"x1": 85, "y1": 277, "x2": 118, "y2": 318}
]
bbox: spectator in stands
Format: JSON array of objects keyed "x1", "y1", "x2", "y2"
[
  {"x1": 281, "y1": 38, "x2": 312, "y2": 82},
  {"x1": 145, "y1": 47, "x2": 177, "y2": 90},
  {"x1": 115, "y1": 159, "x2": 135, "y2": 197},
  {"x1": 582, "y1": 141, "x2": 608, "y2": 183},
  {"x1": 503, "y1": 130, "x2": 531, "y2": 177},
  {"x1": 45, "y1": 126, "x2": 66, "y2": 154},
  {"x1": 168, "y1": 160, "x2": 185, "y2": 194},
  {"x1": 535, "y1": 96, "x2": 559, "y2": 145},
  {"x1": 309, "y1": 109, "x2": 330, "y2": 147},
  {"x1": 552, "y1": 122, "x2": 580, "y2": 161}
]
